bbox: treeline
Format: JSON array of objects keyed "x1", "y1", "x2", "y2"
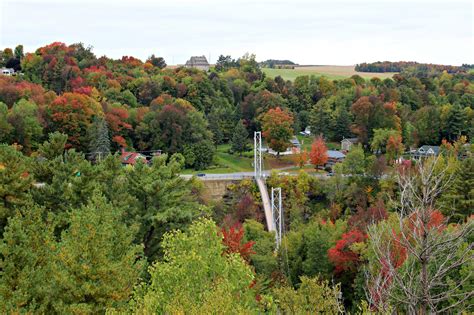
[
  {"x1": 355, "y1": 61, "x2": 471, "y2": 75},
  {"x1": 260, "y1": 59, "x2": 297, "y2": 68},
  {"x1": 0, "y1": 42, "x2": 473, "y2": 171}
]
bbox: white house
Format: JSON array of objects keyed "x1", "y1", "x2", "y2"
[{"x1": 1, "y1": 68, "x2": 15, "y2": 76}]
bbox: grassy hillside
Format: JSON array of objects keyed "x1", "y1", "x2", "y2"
[{"x1": 263, "y1": 65, "x2": 397, "y2": 81}]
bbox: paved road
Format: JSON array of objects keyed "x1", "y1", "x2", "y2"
[{"x1": 180, "y1": 171, "x2": 329, "y2": 180}]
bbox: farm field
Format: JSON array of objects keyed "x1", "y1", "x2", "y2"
[{"x1": 262, "y1": 65, "x2": 397, "y2": 81}]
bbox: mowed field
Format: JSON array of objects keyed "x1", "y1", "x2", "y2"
[{"x1": 263, "y1": 65, "x2": 397, "y2": 81}]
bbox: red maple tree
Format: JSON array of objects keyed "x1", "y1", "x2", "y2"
[
  {"x1": 221, "y1": 223, "x2": 255, "y2": 262},
  {"x1": 328, "y1": 229, "x2": 367, "y2": 273}
]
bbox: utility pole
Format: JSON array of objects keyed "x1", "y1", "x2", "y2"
[
  {"x1": 271, "y1": 187, "x2": 283, "y2": 249},
  {"x1": 254, "y1": 131, "x2": 262, "y2": 178}
]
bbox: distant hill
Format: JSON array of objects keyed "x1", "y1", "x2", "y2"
[
  {"x1": 355, "y1": 61, "x2": 471, "y2": 74},
  {"x1": 260, "y1": 59, "x2": 297, "y2": 69}
]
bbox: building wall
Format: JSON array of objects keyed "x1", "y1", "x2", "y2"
[{"x1": 341, "y1": 141, "x2": 352, "y2": 151}]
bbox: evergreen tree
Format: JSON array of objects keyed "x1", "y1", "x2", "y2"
[
  {"x1": 310, "y1": 99, "x2": 332, "y2": 139},
  {"x1": 38, "y1": 132, "x2": 68, "y2": 160},
  {"x1": 438, "y1": 157, "x2": 474, "y2": 221},
  {"x1": 30, "y1": 149, "x2": 97, "y2": 216},
  {"x1": 333, "y1": 107, "x2": 351, "y2": 141},
  {"x1": 88, "y1": 117, "x2": 111, "y2": 161},
  {"x1": 0, "y1": 194, "x2": 146, "y2": 313},
  {"x1": 14, "y1": 45, "x2": 24, "y2": 60},
  {"x1": 191, "y1": 139, "x2": 215, "y2": 170},
  {"x1": 0, "y1": 102, "x2": 13, "y2": 143},
  {"x1": 444, "y1": 105, "x2": 465, "y2": 141},
  {"x1": 231, "y1": 119, "x2": 249, "y2": 155},
  {"x1": 0, "y1": 145, "x2": 33, "y2": 234},
  {"x1": 0, "y1": 205, "x2": 58, "y2": 313},
  {"x1": 54, "y1": 192, "x2": 145, "y2": 313},
  {"x1": 124, "y1": 154, "x2": 205, "y2": 261}
]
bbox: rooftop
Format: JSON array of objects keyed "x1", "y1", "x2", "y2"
[
  {"x1": 328, "y1": 150, "x2": 346, "y2": 159},
  {"x1": 341, "y1": 137, "x2": 358, "y2": 143},
  {"x1": 185, "y1": 56, "x2": 209, "y2": 66}
]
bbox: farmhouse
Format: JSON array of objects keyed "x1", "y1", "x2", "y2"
[
  {"x1": 410, "y1": 145, "x2": 440, "y2": 159},
  {"x1": 1, "y1": 68, "x2": 15, "y2": 76},
  {"x1": 184, "y1": 56, "x2": 210, "y2": 71},
  {"x1": 341, "y1": 137, "x2": 358, "y2": 151}
]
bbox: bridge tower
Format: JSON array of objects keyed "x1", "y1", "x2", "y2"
[
  {"x1": 271, "y1": 187, "x2": 283, "y2": 248},
  {"x1": 254, "y1": 131, "x2": 262, "y2": 178}
]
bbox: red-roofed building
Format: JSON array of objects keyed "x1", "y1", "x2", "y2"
[{"x1": 120, "y1": 149, "x2": 148, "y2": 165}]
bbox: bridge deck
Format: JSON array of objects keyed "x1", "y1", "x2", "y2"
[{"x1": 256, "y1": 177, "x2": 275, "y2": 232}]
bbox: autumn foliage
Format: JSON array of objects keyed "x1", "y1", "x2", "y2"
[
  {"x1": 261, "y1": 107, "x2": 294, "y2": 154},
  {"x1": 348, "y1": 199, "x2": 389, "y2": 232},
  {"x1": 292, "y1": 148, "x2": 308, "y2": 168},
  {"x1": 221, "y1": 223, "x2": 255, "y2": 262},
  {"x1": 310, "y1": 136, "x2": 328, "y2": 167},
  {"x1": 407, "y1": 209, "x2": 446, "y2": 236},
  {"x1": 47, "y1": 92, "x2": 103, "y2": 149},
  {"x1": 328, "y1": 229, "x2": 367, "y2": 273}
]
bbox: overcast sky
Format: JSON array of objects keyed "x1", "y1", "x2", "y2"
[{"x1": 1, "y1": 0, "x2": 472, "y2": 65}]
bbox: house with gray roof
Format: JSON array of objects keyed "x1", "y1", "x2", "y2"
[
  {"x1": 411, "y1": 145, "x2": 440, "y2": 159},
  {"x1": 326, "y1": 150, "x2": 346, "y2": 166},
  {"x1": 184, "y1": 56, "x2": 210, "y2": 71}
]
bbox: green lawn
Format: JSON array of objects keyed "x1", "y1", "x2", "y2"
[
  {"x1": 182, "y1": 144, "x2": 253, "y2": 174},
  {"x1": 213, "y1": 144, "x2": 253, "y2": 172},
  {"x1": 295, "y1": 134, "x2": 341, "y2": 151},
  {"x1": 182, "y1": 139, "x2": 343, "y2": 174}
]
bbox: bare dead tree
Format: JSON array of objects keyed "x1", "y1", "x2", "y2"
[{"x1": 366, "y1": 157, "x2": 473, "y2": 314}]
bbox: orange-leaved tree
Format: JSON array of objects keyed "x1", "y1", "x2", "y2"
[
  {"x1": 47, "y1": 92, "x2": 103, "y2": 150},
  {"x1": 310, "y1": 136, "x2": 328, "y2": 168},
  {"x1": 260, "y1": 107, "x2": 293, "y2": 157},
  {"x1": 292, "y1": 148, "x2": 308, "y2": 168}
]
